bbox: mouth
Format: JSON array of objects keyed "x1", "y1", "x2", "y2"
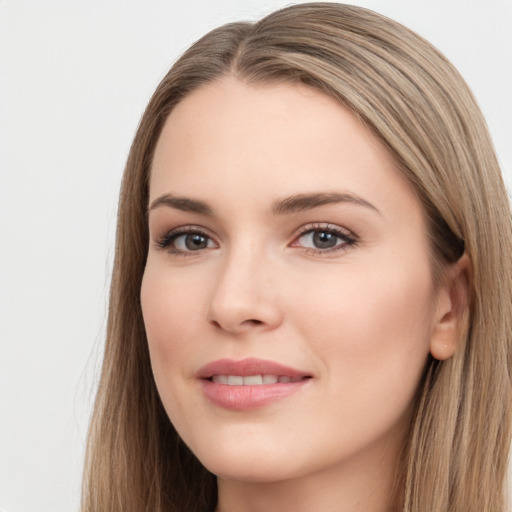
[
  {"x1": 197, "y1": 358, "x2": 313, "y2": 410},
  {"x1": 197, "y1": 357, "x2": 312, "y2": 381},
  {"x1": 210, "y1": 374, "x2": 306, "y2": 385}
]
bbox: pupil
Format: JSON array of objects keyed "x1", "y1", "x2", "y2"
[
  {"x1": 313, "y1": 231, "x2": 337, "y2": 249},
  {"x1": 185, "y1": 234, "x2": 207, "y2": 250}
]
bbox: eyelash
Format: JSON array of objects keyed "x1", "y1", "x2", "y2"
[
  {"x1": 154, "y1": 223, "x2": 358, "y2": 256},
  {"x1": 291, "y1": 223, "x2": 357, "y2": 255},
  {"x1": 155, "y1": 226, "x2": 216, "y2": 256}
]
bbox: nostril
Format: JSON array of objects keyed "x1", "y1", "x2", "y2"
[
  {"x1": 244, "y1": 319, "x2": 263, "y2": 326},
  {"x1": 210, "y1": 317, "x2": 264, "y2": 332},
  {"x1": 210, "y1": 318, "x2": 265, "y2": 331}
]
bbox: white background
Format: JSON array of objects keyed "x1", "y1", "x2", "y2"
[{"x1": 0, "y1": 1, "x2": 510, "y2": 511}]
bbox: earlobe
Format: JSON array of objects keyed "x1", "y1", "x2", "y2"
[{"x1": 430, "y1": 254, "x2": 471, "y2": 361}]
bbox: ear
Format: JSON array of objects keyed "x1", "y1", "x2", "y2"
[{"x1": 430, "y1": 254, "x2": 471, "y2": 361}]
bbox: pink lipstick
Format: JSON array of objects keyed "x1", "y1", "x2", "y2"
[{"x1": 197, "y1": 358, "x2": 312, "y2": 411}]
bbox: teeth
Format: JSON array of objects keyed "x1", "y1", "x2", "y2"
[
  {"x1": 227, "y1": 376, "x2": 243, "y2": 386},
  {"x1": 244, "y1": 375, "x2": 263, "y2": 385},
  {"x1": 211, "y1": 375, "x2": 302, "y2": 385}
]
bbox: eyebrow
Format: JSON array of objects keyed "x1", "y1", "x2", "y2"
[
  {"x1": 149, "y1": 194, "x2": 213, "y2": 215},
  {"x1": 148, "y1": 191, "x2": 379, "y2": 216},
  {"x1": 272, "y1": 192, "x2": 380, "y2": 215}
]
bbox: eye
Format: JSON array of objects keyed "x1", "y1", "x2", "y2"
[
  {"x1": 155, "y1": 227, "x2": 218, "y2": 254},
  {"x1": 174, "y1": 233, "x2": 215, "y2": 251},
  {"x1": 291, "y1": 224, "x2": 357, "y2": 254}
]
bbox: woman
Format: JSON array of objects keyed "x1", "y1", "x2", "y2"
[{"x1": 81, "y1": 3, "x2": 512, "y2": 511}]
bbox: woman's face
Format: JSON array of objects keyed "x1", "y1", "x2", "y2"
[{"x1": 141, "y1": 76, "x2": 445, "y2": 484}]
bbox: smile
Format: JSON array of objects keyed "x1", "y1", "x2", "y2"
[
  {"x1": 211, "y1": 375, "x2": 305, "y2": 385},
  {"x1": 198, "y1": 358, "x2": 312, "y2": 410}
]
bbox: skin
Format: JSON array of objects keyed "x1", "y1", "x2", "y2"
[{"x1": 141, "y1": 76, "x2": 461, "y2": 512}]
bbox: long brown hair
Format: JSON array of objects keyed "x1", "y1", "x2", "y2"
[{"x1": 82, "y1": 4, "x2": 512, "y2": 511}]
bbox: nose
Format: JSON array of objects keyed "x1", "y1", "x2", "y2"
[{"x1": 207, "y1": 246, "x2": 283, "y2": 335}]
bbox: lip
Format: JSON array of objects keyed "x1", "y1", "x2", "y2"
[{"x1": 197, "y1": 358, "x2": 312, "y2": 411}]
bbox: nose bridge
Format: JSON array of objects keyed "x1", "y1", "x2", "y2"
[{"x1": 207, "y1": 237, "x2": 282, "y2": 333}]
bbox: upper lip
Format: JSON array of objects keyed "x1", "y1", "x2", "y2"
[{"x1": 196, "y1": 358, "x2": 312, "y2": 379}]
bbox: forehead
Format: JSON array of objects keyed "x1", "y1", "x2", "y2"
[{"x1": 150, "y1": 75, "x2": 420, "y2": 221}]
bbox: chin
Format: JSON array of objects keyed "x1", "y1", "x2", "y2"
[
  {"x1": 202, "y1": 456, "x2": 302, "y2": 484},
  {"x1": 186, "y1": 432, "x2": 308, "y2": 483}
]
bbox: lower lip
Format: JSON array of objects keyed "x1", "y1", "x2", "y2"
[{"x1": 200, "y1": 379, "x2": 309, "y2": 411}]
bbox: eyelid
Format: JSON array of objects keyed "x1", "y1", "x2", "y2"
[
  {"x1": 153, "y1": 222, "x2": 357, "y2": 256},
  {"x1": 154, "y1": 225, "x2": 219, "y2": 254},
  {"x1": 289, "y1": 222, "x2": 358, "y2": 254}
]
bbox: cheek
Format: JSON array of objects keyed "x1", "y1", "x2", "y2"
[
  {"x1": 291, "y1": 257, "x2": 434, "y2": 392},
  {"x1": 140, "y1": 264, "x2": 210, "y2": 437},
  {"x1": 140, "y1": 264, "x2": 205, "y2": 382}
]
